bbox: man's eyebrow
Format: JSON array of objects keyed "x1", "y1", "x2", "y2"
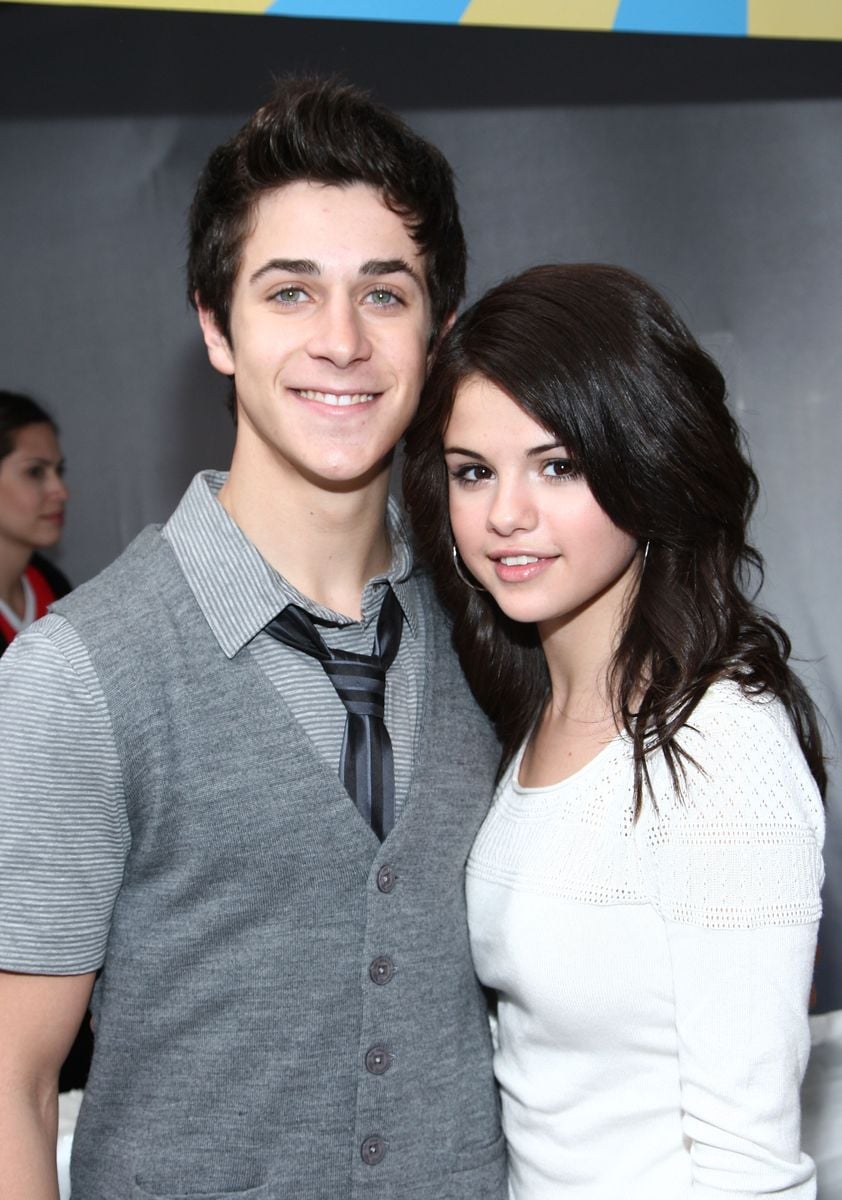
[
  {"x1": 361, "y1": 258, "x2": 421, "y2": 285},
  {"x1": 249, "y1": 258, "x2": 319, "y2": 285}
]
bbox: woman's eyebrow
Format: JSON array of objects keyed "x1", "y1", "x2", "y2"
[{"x1": 444, "y1": 442, "x2": 567, "y2": 458}]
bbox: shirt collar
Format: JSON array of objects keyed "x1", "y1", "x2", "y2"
[{"x1": 163, "y1": 471, "x2": 418, "y2": 658}]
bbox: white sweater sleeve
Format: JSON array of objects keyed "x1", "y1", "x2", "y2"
[
  {"x1": 639, "y1": 684, "x2": 825, "y2": 1197},
  {"x1": 666, "y1": 921, "x2": 817, "y2": 1197}
]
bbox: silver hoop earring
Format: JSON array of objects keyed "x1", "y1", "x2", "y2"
[
  {"x1": 641, "y1": 540, "x2": 651, "y2": 569},
  {"x1": 452, "y1": 543, "x2": 486, "y2": 592}
]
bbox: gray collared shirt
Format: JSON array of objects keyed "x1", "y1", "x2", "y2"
[
  {"x1": 164, "y1": 470, "x2": 423, "y2": 806},
  {"x1": 0, "y1": 471, "x2": 427, "y2": 973}
]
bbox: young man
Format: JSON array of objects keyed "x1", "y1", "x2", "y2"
[{"x1": 0, "y1": 80, "x2": 505, "y2": 1199}]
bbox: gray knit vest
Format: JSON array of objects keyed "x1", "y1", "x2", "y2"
[{"x1": 54, "y1": 527, "x2": 505, "y2": 1200}]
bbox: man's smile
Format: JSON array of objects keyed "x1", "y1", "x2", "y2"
[{"x1": 295, "y1": 388, "x2": 377, "y2": 407}]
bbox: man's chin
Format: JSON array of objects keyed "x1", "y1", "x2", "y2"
[{"x1": 302, "y1": 452, "x2": 395, "y2": 496}]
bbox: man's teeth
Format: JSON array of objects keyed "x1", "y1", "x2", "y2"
[
  {"x1": 298, "y1": 389, "x2": 375, "y2": 407},
  {"x1": 500, "y1": 555, "x2": 539, "y2": 566}
]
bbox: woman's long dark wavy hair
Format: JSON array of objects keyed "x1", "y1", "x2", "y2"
[{"x1": 403, "y1": 264, "x2": 825, "y2": 811}]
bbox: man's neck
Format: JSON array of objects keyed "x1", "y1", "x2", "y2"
[{"x1": 219, "y1": 458, "x2": 394, "y2": 620}]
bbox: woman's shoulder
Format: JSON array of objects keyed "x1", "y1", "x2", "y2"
[
  {"x1": 684, "y1": 675, "x2": 794, "y2": 728},
  {"x1": 682, "y1": 674, "x2": 792, "y2": 728},
  {"x1": 656, "y1": 678, "x2": 821, "y2": 820},
  {"x1": 639, "y1": 679, "x2": 825, "y2": 928}
]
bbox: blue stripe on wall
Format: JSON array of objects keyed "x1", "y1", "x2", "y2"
[{"x1": 267, "y1": 0, "x2": 469, "y2": 22}]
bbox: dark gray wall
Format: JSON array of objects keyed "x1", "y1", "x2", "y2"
[{"x1": 0, "y1": 10, "x2": 839, "y2": 1009}]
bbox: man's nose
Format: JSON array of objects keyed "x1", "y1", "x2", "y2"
[{"x1": 306, "y1": 296, "x2": 373, "y2": 368}]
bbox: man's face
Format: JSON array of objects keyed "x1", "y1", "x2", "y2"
[{"x1": 200, "y1": 180, "x2": 432, "y2": 492}]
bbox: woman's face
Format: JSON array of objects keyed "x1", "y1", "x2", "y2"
[
  {"x1": 0, "y1": 422, "x2": 68, "y2": 553},
  {"x1": 444, "y1": 375, "x2": 639, "y2": 638}
]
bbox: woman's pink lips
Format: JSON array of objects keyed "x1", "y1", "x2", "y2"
[{"x1": 491, "y1": 555, "x2": 556, "y2": 584}]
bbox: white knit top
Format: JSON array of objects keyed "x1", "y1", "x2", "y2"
[{"x1": 466, "y1": 681, "x2": 825, "y2": 1199}]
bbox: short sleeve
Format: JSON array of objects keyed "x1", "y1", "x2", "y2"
[
  {"x1": 0, "y1": 614, "x2": 128, "y2": 973},
  {"x1": 639, "y1": 682, "x2": 824, "y2": 929}
]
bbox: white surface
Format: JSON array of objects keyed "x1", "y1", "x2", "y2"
[
  {"x1": 803, "y1": 1011, "x2": 842, "y2": 1198},
  {"x1": 56, "y1": 1089, "x2": 82, "y2": 1200}
]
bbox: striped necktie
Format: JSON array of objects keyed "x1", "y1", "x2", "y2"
[{"x1": 263, "y1": 586, "x2": 403, "y2": 841}]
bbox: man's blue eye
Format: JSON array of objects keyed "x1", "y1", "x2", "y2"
[{"x1": 274, "y1": 287, "x2": 306, "y2": 303}]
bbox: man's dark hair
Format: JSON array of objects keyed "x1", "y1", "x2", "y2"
[{"x1": 187, "y1": 75, "x2": 466, "y2": 345}]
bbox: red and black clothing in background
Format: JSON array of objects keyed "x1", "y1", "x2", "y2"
[{"x1": 0, "y1": 552, "x2": 71, "y2": 655}]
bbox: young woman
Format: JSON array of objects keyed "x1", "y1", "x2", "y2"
[
  {"x1": 404, "y1": 264, "x2": 825, "y2": 1198},
  {"x1": 0, "y1": 391, "x2": 70, "y2": 655}
]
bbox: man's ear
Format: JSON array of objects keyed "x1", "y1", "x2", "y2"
[
  {"x1": 426, "y1": 310, "x2": 457, "y2": 371},
  {"x1": 197, "y1": 297, "x2": 236, "y2": 377}
]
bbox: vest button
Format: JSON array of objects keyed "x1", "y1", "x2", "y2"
[
  {"x1": 361, "y1": 1134, "x2": 386, "y2": 1165},
  {"x1": 376, "y1": 864, "x2": 397, "y2": 893},
  {"x1": 365, "y1": 1045, "x2": 393, "y2": 1074},
  {"x1": 369, "y1": 956, "x2": 395, "y2": 985}
]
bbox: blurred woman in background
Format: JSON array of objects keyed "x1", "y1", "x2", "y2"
[
  {"x1": 0, "y1": 390, "x2": 89, "y2": 1090},
  {"x1": 0, "y1": 390, "x2": 70, "y2": 654}
]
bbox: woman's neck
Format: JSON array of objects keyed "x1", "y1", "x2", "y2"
[
  {"x1": 0, "y1": 542, "x2": 32, "y2": 616},
  {"x1": 536, "y1": 549, "x2": 642, "y2": 724},
  {"x1": 520, "y1": 584, "x2": 635, "y2": 789}
]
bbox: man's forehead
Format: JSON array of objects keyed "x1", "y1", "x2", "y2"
[{"x1": 241, "y1": 180, "x2": 424, "y2": 266}]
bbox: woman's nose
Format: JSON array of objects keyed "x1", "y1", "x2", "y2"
[
  {"x1": 487, "y1": 479, "x2": 538, "y2": 536},
  {"x1": 48, "y1": 471, "x2": 69, "y2": 503}
]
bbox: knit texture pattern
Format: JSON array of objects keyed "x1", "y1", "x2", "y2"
[{"x1": 467, "y1": 681, "x2": 824, "y2": 1199}]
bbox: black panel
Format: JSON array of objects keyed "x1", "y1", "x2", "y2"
[{"x1": 2, "y1": 1, "x2": 842, "y2": 117}]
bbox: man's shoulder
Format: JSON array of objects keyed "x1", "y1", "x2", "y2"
[
  {"x1": 53, "y1": 525, "x2": 171, "y2": 636},
  {"x1": 30, "y1": 551, "x2": 72, "y2": 599},
  {"x1": 55, "y1": 469, "x2": 226, "y2": 625}
]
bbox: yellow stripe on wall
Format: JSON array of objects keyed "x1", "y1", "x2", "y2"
[
  {"x1": 461, "y1": 0, "x2": 620, "y2": 32},
  {"x1": 13, "y1": 0, "x2": 842, "y2": 40},
  {"x1": 17, "y1": 0, "x2": 269, "y2": 13},
  {"x1": 749, "y1": 0, "x2": 842, "y2": 40}
]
